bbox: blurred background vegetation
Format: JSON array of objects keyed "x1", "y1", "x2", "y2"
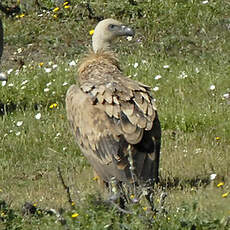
[{"x1": 0, "y1": 0, "x2": 230, "y2": 229}]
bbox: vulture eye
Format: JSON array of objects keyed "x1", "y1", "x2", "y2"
[{"x1": 108, "y1": 24, "x2": 116, "y2": 30}]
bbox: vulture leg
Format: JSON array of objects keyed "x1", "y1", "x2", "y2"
[
  {"x1": 145, "y1": 186, "x2": 155, "y2": 212},
  {"x1": 117, "y1": 183, "x2": 127, "y2": 210},
  {"x1": 127, "y1": 145, "x2": 137, "y2": 197},
  {"x1": 108, "y1": 178, "x2": 129, "y2": 206},
  {"x1": 108, "y1": 177, "x2": 120, "y2": 203}
]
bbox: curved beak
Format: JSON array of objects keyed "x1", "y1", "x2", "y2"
[{"x1": 119, "y1": 25, "x2": 135, "y2": 37}]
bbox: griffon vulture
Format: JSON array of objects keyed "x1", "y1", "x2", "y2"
[{"x1": 66, "y1": 19, "x2": 161, "y2": 203}]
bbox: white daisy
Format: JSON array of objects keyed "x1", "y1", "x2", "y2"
[
  {"x1": 210, "y1": 174, "x2": 217, "y2": 180},
  {"x1": 44, "y1": 67, "x2": 52, "y2": 73},
  {"x1": 178, "y1": 71, "x2": 188, "y2": 79},
  {"x1": 35, "y1": 113, "x2": 41, "y2": 120},
  {"x1": 16, "y1": 121, "x2": 23, "y2": 127},
  {"x1": 69, "y1": 60, "x2": 76, "y2": 66},
  {"x1": 209, "y1": 85, "x2": 215, "y2": 90},
  {"x1": 153, "y1": 86, "x2": 159, "y2": 91},
  {"x1": 7, "y1": 69, "x2": 13, "y2": 75},
  {"x1": 21, "y1": 80, "x2": 29, "y2": 85},
  {"x1": 17, "y1": 48, "x2": 23, "y2": 54},
  {"x1": 223, "y1": 93, "x2": 229, "y2": 99},
  {"x1": 195, "y1": 67, "x2": 200, "y2": 73},
  {"x1": 133, "y1": 62, "x2": 139, "y2": 68},
  {"x1": 154, "y1": 75, "x2": 162, "y2": 80},
  {"x1": 52, "y1": 64, "x2": 58, "y2": 69}
]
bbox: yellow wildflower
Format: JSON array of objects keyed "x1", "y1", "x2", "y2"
[
  {"x1": 215, "y1": 136, "x2": 220, "y2": 141},
  {"x1": 217, "y1": 182, "x2": 224, "y2": 188},
  {"x1": 53, "y1": 7, "x2": 60, "y2": 12},
  {"x1": 93, "y1": 176, "x2": 99, "y2": 181},
  {"x1": 64, "y1": 5, "x2": 70, "y2": 9},
  {"x1": 222, "y1": 192, "x2": 229, "y2": 198},
  {"x1": 130, "y1": 194, "x2": 135, "y2": 199},
  {"x1": 71, "y1": 202, "x2": 75, "y2": 206},
  {"x1": 89, "y1": 30, "x2": 94, "y2": 36},
  {"x1": 16, "y1": 14, "x2": 25, "y2": 19},
  {"x1": 1, "y1": 212, "x2": 5, "y2": 217},
  {"x1": 49, "y1": 103, "x2": 58, "y2": 109},
  {"x1": 53, "y1": 14, "x2": 58, "y2": 19},
  {"x1": 33, "y1": 203, "x2": 37, "y2": 207},
  {"x1": 39, "y1": 62, "x2": 44, "y2": 67},
  {"x1": 72, "y1": 213, "x2": 79, "y2": 218},
  {"x1": 142, "y1": 207, "x2": 147, "y2": 211},
  {"x1": 63, "y1": 1, "x2": 70, "y2": 6}
]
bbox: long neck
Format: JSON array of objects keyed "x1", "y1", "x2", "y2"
[{"x1": 92, "y1": 33, "x2": 110, "y2": 53}]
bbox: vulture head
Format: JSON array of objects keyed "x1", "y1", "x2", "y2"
[{"x1": 92, "y1": 18, "x2": 134, "y2": 53}]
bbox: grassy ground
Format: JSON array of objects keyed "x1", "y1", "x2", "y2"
[{"x1": 0, "y1": 0, "x2": 230, "y2": 229}]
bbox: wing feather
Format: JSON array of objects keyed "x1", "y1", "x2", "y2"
[
  {"x1": 104, "y1": 103, "x2": 113, "y2": 117},
  {"x1": 104, "y1": 89, "x2": 113, "y2": 104},
  {"x1": 97, "y1": 93, "x2": 105, "y2": 104},
  {"x1": 120, "y1": 101, "x2": 134, "y2": 116},
  {"x1": 112, "y1": 104, "x2": 120, "y2": 119},
  {"x1": 120, "y1": 111, "x2": 137, "y2": 134},
  {"x1": 113, "y1": 96, "x2": 119, "y2": 105},
  {"x1": 81, "y1": 83, "x2": 94, "y2": 92},
  {"x1": 140, "y1": 91, "x2": 150, "y2": 103}
]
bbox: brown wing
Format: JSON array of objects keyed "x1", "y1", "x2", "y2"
[
  {"x1": 66, "y1": 75, "x2": 159, "y2": 183},
  {"x1": 80, "y1": 74, "x2": 157, "y2": 144},
  {"x1": 66, "y1": 85, "x2": 120, "y2": 164},
  {"x1": 66, "y1": 85, "x2": 130, "y2": 182}
]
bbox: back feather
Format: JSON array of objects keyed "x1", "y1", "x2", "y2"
[{"x1": 66, "y1": 50, "x2": 161, "y2": 184}]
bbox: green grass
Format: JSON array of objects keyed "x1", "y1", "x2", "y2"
[{"x1": 0, "y1": 0, "x2": 230, "y2": 229}]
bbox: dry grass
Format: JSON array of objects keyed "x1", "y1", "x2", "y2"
[{"x1": 0, "y1": 0, "x2": 230, "y2": 229}]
